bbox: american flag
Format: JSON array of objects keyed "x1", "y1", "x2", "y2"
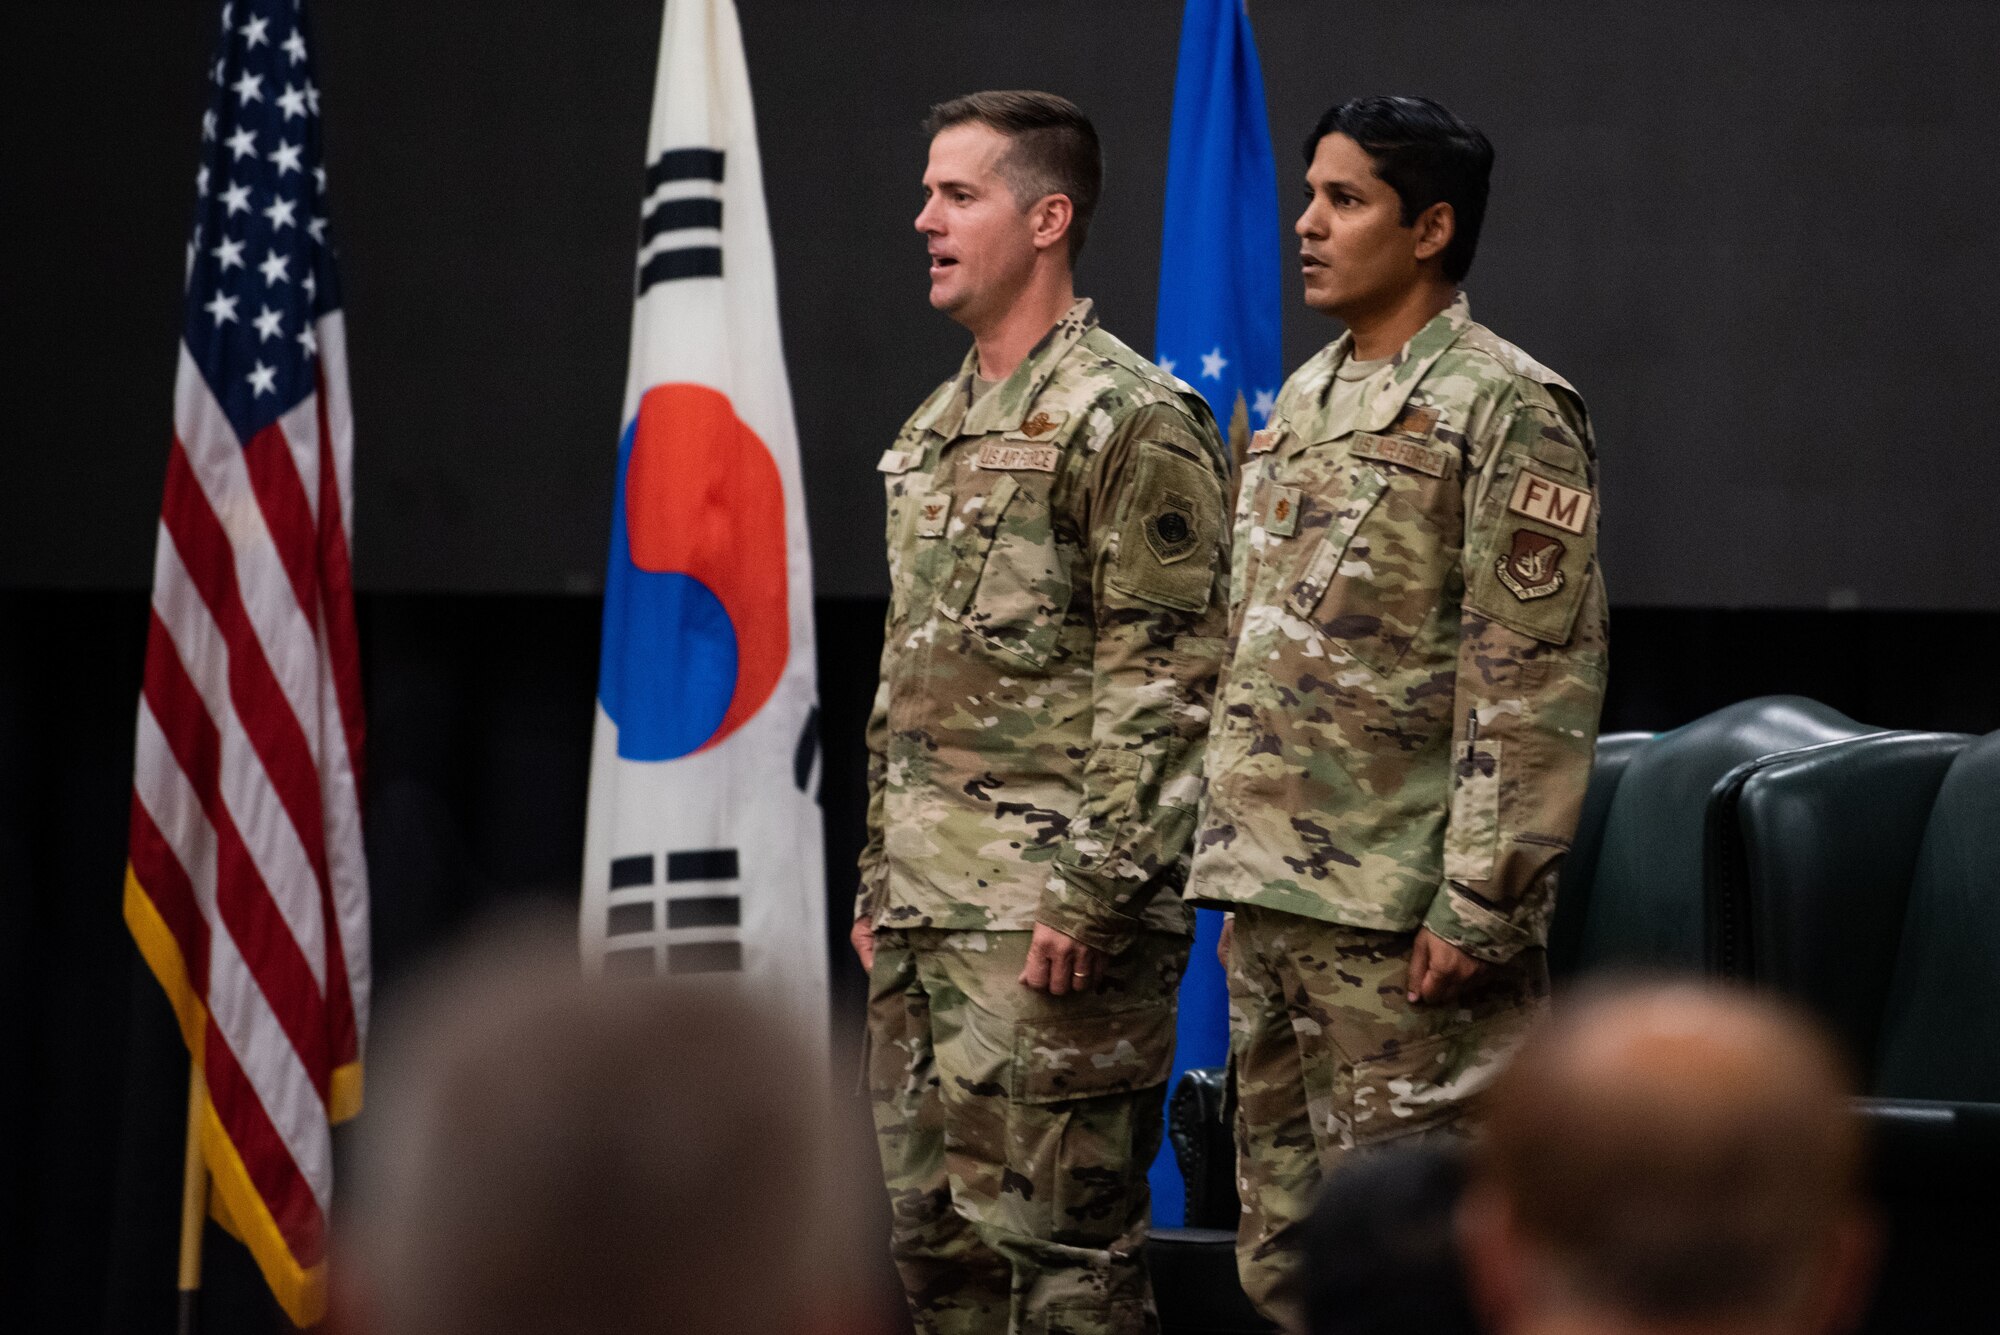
[{"x1": 123, "y1": 0, "x2": 368, "y2": 1323}]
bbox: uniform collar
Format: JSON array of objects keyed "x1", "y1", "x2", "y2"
[
  {"x1": 914, "y1": 297, "x2": 1098, "y2": 441},
  {"x1": 1306, "y1": 291, "x2": 1473, "y2": 442}
]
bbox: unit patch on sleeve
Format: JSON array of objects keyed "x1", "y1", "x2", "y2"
[
  {"x1": 1145, "y1": 491, "x2": 1200, "y2": 564},
  {"x1": 1507, "y1": 470, "x2": 1592, "y2": 535},
  {"x1": 1496, "y1": 529, "x2": 1566, "y2": 601},
  {"x1": 976, "y1": 441, "x2": 1060, "y2": 472}
]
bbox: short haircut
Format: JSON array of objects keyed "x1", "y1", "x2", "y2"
[
  {"x1": 1473, "y1": 981, "x2": 1864, "y2": 1323},
  {"x1": 924, "y1": 90, "x2": 1102, "y2": 261},
  {"x1": 1305, "y1": 1145, "x2": 1479, "y2": 1335},
  {"x1": 1305, "y1": 96, "x2": 1493, "y2": 283},
  {"x1": 340, "y1": 919, "x2": 864, "y2": 1335}
]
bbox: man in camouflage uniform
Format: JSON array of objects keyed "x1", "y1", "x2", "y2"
[
  {"x1": 1188, "y1": 97, "x2": 1609, "y2": 1328},
  {"x1": 852, "y1": 92, "x2": 1231, "y2": 1335}
]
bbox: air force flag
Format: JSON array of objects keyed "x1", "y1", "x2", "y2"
[
  {"x1": 582, "y1": 0, "x2": 827, "y2": 1043},
  {"x1": 1150, "y1": 0, "x2": 1283, "y2": 1226}
]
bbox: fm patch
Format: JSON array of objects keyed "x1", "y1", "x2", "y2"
[
  {"x1": 1145, "y1": 490, "x2": 1200, "y2": 564},
  {"x1": 916, "y1": 491, "x2": 951, "y2": 538},
  {"x1": 1392, "y1": 402, "x2": 1441, "y2": 439},
  {"x1": 1496, "y1": 529, "x2": 1566, "y2": 601},
  {"x1": 1265, "y1": 485, "x2": 1302, "y2": 538},
  {"x1": 1248, "y1": 426, "x2": 1279, "y2": 455},
  {"x1": 1007, "y1": 410, "x2": 1067, "y2": 441},
  {"x1": 976, "y1": 441, "x2": 1059, "y2": 472},
  {"x1": 1508, "y1": 470, "x2": 1592, "y2": 535}
]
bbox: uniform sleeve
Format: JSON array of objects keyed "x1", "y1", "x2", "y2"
[
  {"x1": 853, "y1": 604, "x2": 895, "y2": 923},
  {"x1": 1035, "y1": 400, "x2": 1232, "y2": 954},
  {"x1": 1422, "y1": 391, "x2": 1609, "y2": 962}
]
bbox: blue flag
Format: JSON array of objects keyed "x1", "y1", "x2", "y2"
[{"x1": 1150, "y1": 0, "x2": 1282, "y2": 1228}]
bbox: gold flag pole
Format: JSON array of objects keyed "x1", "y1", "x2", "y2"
[{"x1": 176, "y1": 1058, "x2": 209, "y2": 1335}]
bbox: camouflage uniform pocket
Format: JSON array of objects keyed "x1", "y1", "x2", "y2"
[
  {"x1": 1344, "y1": 1000, "x2": 1532, "y2": 1148},
  {"x1": 1010, "y1": 1004, "x2": 1175, "y2": 1245},
  {"x1": 1290, "y1": 451, "x2": 1458, "y2": 676},
  {"x1": 1443, "y1": 737, "x2": 1501, "y2": 883},
  {"x1": 938, "y1": 474, "x2": 1074, "y2": 669}
]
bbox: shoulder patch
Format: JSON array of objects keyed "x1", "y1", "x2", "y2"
[
  {"x1": 1106, "y1": 442, "x2": 1223, "y2": 613},
  {"x1": 1507, "y1": 470, "x2": 1592, "y2": 535},
  {"x1": 1144, "y1": 492, "x2": 1200, "y2": 564},
  {"x1": 1496, "y1": 530, "x2": 1566, "y2": 601}
]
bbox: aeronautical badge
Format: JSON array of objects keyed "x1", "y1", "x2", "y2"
[
  {"x1": 916, "y1": 491, "x2": 951, "y2": 538},
  {"x1": 1264, "y1": 485, "x2": 1302, "y2": 538},
  {"x1": 1391, "y1": 401, "x2": 1441, "y2": 440},
  {"x1": 1496, "y1": 529, "x2": 1566, "y2": 601},
  {"x1": 1144, "y1": 491, "x2": 1200, "y2": 564},
  {"x1": 1010, "y1": 409, "x2": 1067, "y2": 441}
]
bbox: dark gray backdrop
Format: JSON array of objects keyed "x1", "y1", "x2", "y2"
[{"x1": 9, "y1": 0, "x2": 2000, "y2": 601}]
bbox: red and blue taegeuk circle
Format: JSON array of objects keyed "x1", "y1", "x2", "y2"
[{"x1": 599, "y1": 383, "x2": 789, "y2": 761}]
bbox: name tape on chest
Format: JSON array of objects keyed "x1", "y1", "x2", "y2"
[
  {"x1": 1507, "y1": 469, "x2": 1592, "y2": 535},
  {"x1": 975, "y1": 440, "x2": 1060, "y2": 472},
  {"x1": 1352, "y1": 434, "x2": 1453, "y2": 478}
]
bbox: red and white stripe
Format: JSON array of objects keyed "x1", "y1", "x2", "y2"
[{"x1": 128, "y1": 310, "x2": 369, "y2": 1279}]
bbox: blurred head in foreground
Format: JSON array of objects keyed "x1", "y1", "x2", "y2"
[
  {"x1": 1458, "y1": 982, "x2": 1877, "y2": 1335},
  {"x1": 1304, "y1": 1144, "x2": 1480, "y2": 1335},
  {"x1": 331, "y1": 920, "x2": 871, "y2": 1335}
]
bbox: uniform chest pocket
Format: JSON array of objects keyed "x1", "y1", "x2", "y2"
[
  {"x1": 936, "y1": 473, "x2": 1073, "y2": 670},
  {"x1": 1286, "y1": 444, "x2": 1461, "y2": 676}
]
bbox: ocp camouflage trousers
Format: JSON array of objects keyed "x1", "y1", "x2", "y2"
[
  {"x1": 1226, "y1": 906, "x2": 1547, "y2": 1330},
  {"x1": 866, "y1": 928, "x2": 1188, "y2": 1335}
]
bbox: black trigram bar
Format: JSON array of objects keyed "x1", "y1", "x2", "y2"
[
  {"x1": 637, "y1": 246, "x2": 723, "y2": 293},
  {"x1": 645, "y1": 146, "x2": 725, "y2": 191},
  {"x1": 666, "y1": 896, "x2": 740, "y2": 929},
  {"x1": 603, "y1": 946, "x2": 657, "y2": 978},
  {"x1": 609, "y1": 854, "x2": 655, "y2": 889},
  {"x1": 607, "y1": 901, "x2": 656, "y2": 936},
  {"x1": 668, "y1": 941, "x2": 743, "y2": 974},
  {"x1": 666, "y1": 848, "x2": 739, "y2": 882},
  {"x1": 642, "y1": 196, "x2": 722, "y2": 243}
]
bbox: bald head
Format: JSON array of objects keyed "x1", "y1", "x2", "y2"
[{"x1": 1463, "y1": 983, "x2": 1873, "y2": 1332}]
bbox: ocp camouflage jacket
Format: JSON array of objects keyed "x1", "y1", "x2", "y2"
[
  {"x1": 1189, "y1": 294, "x2": 1608, "y2": 962},
  {"x1": 857, "y1": 299, "x2": 1231, "y2": 954}
]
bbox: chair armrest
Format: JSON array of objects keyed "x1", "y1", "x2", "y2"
[{"x1": 1855, "y1": 1096, "x2": 2000, "y2": 1198}]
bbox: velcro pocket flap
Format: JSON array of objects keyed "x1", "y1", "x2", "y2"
[
  {"x1": 1014, "y1": 1004, "x2": 1175, "y2": 1104},
  {"x1": 1284, "y1": 469, "x2": 1388, "y2": 619},
  {"x1": 935, "y1": 475, "x2": 1019, "y2": 620}
]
